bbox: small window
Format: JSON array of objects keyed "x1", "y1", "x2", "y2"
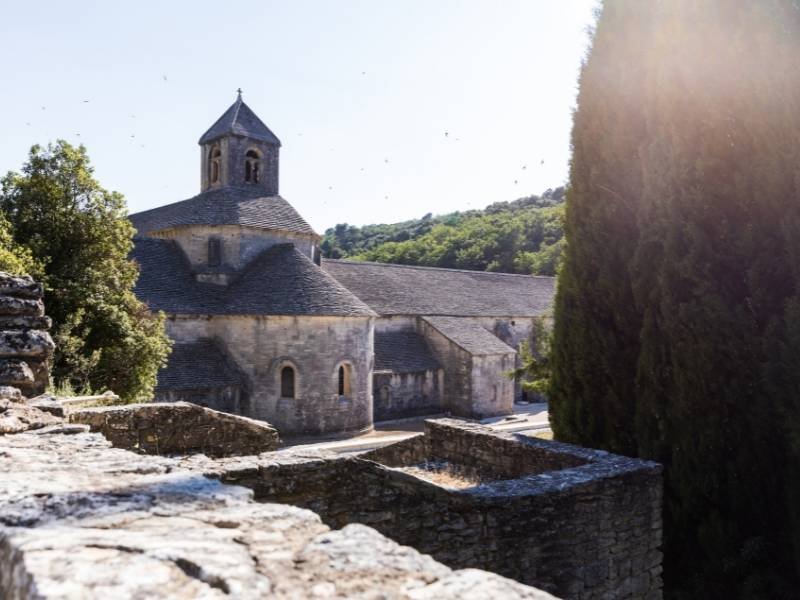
[
  {"x1": 281, "y1": 366, "x2": 295, "y2": 398},
  {"x1": 338, "y1": 364, "x2": 352, "y2": 397},
  {"x1": 245, "y1": 149, "x2": 260, "y2": 184},
  {"x1": 209, "y1": 146, "x2": 222, "y2": 184},
  {"x1": 208, "y1": 238, "x2": 222, "y2": 267}
]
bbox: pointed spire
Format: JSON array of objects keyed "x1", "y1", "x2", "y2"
[{"x1": 198, "y1": 94, "x2": 281, "y2": 146}]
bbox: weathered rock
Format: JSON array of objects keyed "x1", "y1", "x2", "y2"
[
  {"x1": 0, "y1": 386, "x2": 22, "y2": 401},
  {"x1": 58, "y1": 390, "x2": 124, "y2": 411},
  {"x1": 0, "y1": 272, "x2": 42, "y2": 299},
  {"x1": 0, "y1": 330, "x2": 54, "y2": 358},
  {"x1": 0, "y1": 358, "x2": 34, "y2": 386},
  {"x1": 24, "y1": 394, "x2": 65, "y2": 418},
  {"x1": 0, "y1": 428, "x2": 553, "y2": 599},
  {"x1": 0, "y1": 315, "x2": 52, "y2": 330},
  {"x1": 69, "y1": 402, "x2": 281, "y2": 457},
  {"x1": 0, "y1": 296, "x2": 44, "y2": 317},
  {"x1": 0, "y1": 399, "x2": 61, "y2": 434}
]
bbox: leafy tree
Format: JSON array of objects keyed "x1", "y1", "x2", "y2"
[
  {"x1": 508, "y1": 318, "x2": 552, "y2": 399},
  {"x1": 0, "y1": 141, "x2": 171, "y2": 400},
  {"x1": 550, "y1": 1, "x2": 800, "y2": 596},
  {"x1": 0, "y1": 212, "x2": 39, "y2": 276}
]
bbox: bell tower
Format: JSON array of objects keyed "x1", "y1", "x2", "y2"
[{"x1": 199, "y1": 90, "x2": 281, "y2": 195}]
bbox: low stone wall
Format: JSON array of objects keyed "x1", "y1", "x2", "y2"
[
  {"x1": 201, "y1": 419, "x2": 663, "y2": 600},
  {"x1": 0, "y1": 426, "x2": 554, "y2": 599},
  {"x1": 0, "y1": 273, "x2": 54, "y2": 398},
  {"x1": 68, "y1": 401, "x2": 281, "y2": 457}
]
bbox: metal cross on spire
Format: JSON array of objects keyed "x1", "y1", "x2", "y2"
[{"x1": 237, "y1": 88, "x2": 243, "y2": 100}]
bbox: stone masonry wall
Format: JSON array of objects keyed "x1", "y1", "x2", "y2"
[
  {"x1": 373, "y1": 368, "x2": 444, "y2": 422},
  {"x1": 0, "y1": 273, "x2": 54, "y2": 398},
  {"x1": 153, "y1": 224, "x2": 318, "y2": 273},
  {"x1": 167, "y1": 314, "x2": 374, "y2": 436},
  {"x1": 204, "y1": 419, "x2": 663, "y2": 600},
  {"x1": 416, "y1": 319, "x2": 473, "y2": 416}
]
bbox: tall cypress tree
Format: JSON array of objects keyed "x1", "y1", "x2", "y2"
[
  {"x1": 551, "y1": 1, "x2": 800, "y2": 596},
  {"x1": 549, "y1": 2, "x2": 655, "y2": 456}
]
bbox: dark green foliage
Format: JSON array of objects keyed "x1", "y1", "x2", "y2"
[
  {"x1": 1, "y1": 141, "x2": 171, "y2": 401},
  {"x1": 550, "y1": 1, "x2": 800, "y2": 596},
  {"x1": 0, "y1": 212, "x2": 39, "y2": 276},
  {"x1": 321, "y1": 187, "x2": 565, "y2": 275},
  {"x1": 508, "y1": 318, "x2": 552, "y2": 399}
]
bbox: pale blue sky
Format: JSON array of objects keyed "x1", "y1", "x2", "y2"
[{"x1": 1, "y1": 1, "x2": 596, "y2": 232}]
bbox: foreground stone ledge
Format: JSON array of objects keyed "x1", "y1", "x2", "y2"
[{"x1": 0, "y1": 429, "x2": 555, "y2": 599}]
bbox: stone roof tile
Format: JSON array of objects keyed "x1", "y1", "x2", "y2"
[
  {"x1": 422, "y1": 316, "x2": 516, "y2": 356},
  {"x1": 374, "y1": 330, "x2": 440, "y2": 373},
  {"x1": 323, "y1": 260, "x2": 555, "y2": 317},
  {"x1": 129, "y1": 186, "x2": 317, "y2": 237},
  {"x1": 156, "y1": 339, "x2": 243, "y2": 391},
  {"x1": 132, "y1": 240, "x2": 375, "y2": 317},
  {"x1": 199, "y1": 96, "x2": 281, "y2": 145}
]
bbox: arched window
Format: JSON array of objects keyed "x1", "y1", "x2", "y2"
[
  {"x1": 245, "y1": 149, "x2": 260, "y2": 184},
  {"x1": 280, "y1": 366, "x2": 295, "y2": 398},
  {"x1": 338, "y1": 364, "x2": 352, "y2": 397},
  {"x1": 208, "y1": 146, "x2": 221, "y2": 184}
]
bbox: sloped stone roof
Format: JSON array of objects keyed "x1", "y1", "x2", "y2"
[
  {"x1": 323, "y1": 260, "x2": 555, "y2": 317},
  {"x1": 129, "y1": 186, "x2": 317, "y2": 237},
  {"x1": 422, "y1": 316, "x2": 516, "y2": 356},
  {"x1": 156, "y1": 339, "x2": 244, "y2": 391},
  {"x1": 132, "y1": 240, "x2": 375, "y2": 317},
  {"x1": 374, "y1": 330, "x2": 440, "y2": 373},
  {"x1": 199, "y1": 96, "x2": 281, "y2": 145}
]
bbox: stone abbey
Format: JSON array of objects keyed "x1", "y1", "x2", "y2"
[{"x1": 130, "y1": 93, "x2": 556, "y2": 436}]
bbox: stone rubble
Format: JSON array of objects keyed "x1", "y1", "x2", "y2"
[{"x1": 0, "y1": 272, "x2": 54, "y2": 398}]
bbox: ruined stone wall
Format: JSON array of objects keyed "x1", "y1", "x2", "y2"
[
  {"x1": 151, "y1": 224, "x2": 317, "y2": 272},
  {"x1": 0, "y1": 273, "x2": 54, "y2": 397},
  {"x1": 217, "y1": 420, "x2": 663, "y2": 600},
  {"x1": 373, "y1": 369, "x2": 444, "y2": 421},
  {"x1": 68, "y1": 402, "x2": 279, "y2": 457},
  {"x1": 167, "y1": 314, "x2": 374, "y2": 436}
]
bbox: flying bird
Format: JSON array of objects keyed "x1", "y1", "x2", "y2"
[
  {"x1": 162, "y1": 75, "x2": 168, "y2": 81},
  {"x1": 82, "y1": 100, "x2": 90, "y2": 103}
]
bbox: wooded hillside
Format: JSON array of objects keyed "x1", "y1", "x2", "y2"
[{"x1": 321, "y1": 187, "x2": 565, "y2": 276}]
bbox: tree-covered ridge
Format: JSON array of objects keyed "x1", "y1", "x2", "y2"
[{"x1": 321, "y1": 187, "x2": 565, "y2": 276}]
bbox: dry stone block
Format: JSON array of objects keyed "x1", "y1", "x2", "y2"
[
  {"x1": 69, "y1": 401, "x2": 281, "y2": 457},
  {"x1": 0, "y1": 399, "x2": 61, "y2": 434},
  {"x1": 0, "y1": 330, "x2": 55, "y2": 358},
  {"x1": 0, "y1": 295, "x2": 44, "y2": 317},
  {"x1": 0, "y1": 315, "x2": 52, "y2": 330},
  {"x1": 0, "y1": 272, "x2": 43, "y2": 299},
  {"x1": 0, "y1": 358, "x2": 34, "y2": 386},
  {"x1": 0, "y1": 386, "x2": 22, "y2": 401}
]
